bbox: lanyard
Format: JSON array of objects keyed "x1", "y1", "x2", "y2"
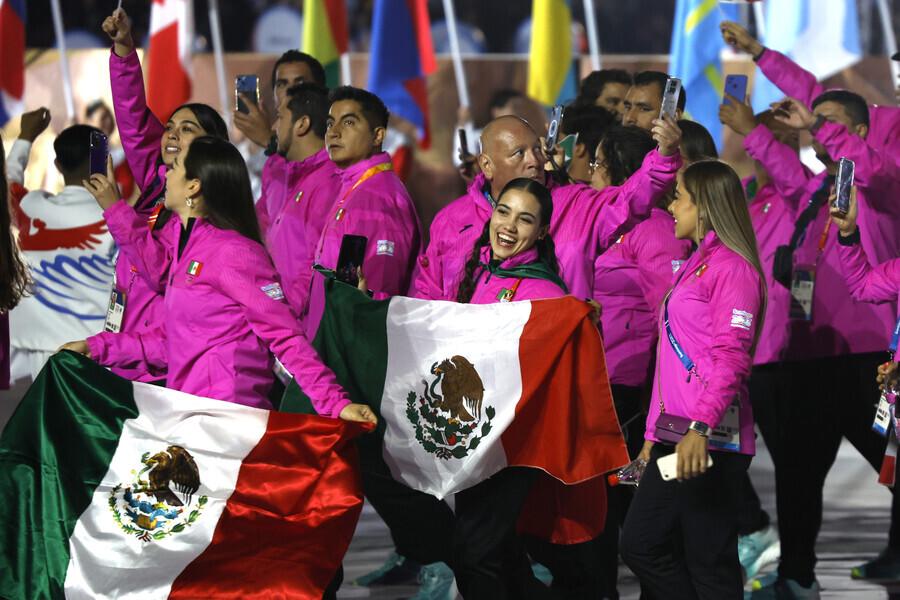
[
  {"x1": 816, "y1": 217, "x2": 832, "y2": 258},
  {"x1": 891, "y1": 316, "x2": 900, "y2": 358},
  {"x1": 663, "y1": 293, "x2": 695, "y2": 375},
  {"x1": 333, "y1": 162, "x2": 392, "y2": 221}
]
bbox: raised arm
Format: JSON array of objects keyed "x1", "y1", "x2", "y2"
[
  {"x1": 743, "y1": 126, "x2": 811, "y2": 210},
  {"x1": 102, "y1": 8, "x2": 165, "y2": 195}
]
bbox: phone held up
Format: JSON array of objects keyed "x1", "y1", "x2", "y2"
[
  {"x1": 234, "y1": 75, "x2": 260, "y2": 114},
  {"x1": 723, "y1": 74, "x2": 748, "y2": 105},
  {"x1": 659, "y1": 77, "x2": 682, "y2": 121},
  {"x1": 335, "y1": 234, "x2": 368, "y2": 287},
  {"x1": 89, "y1": 130, "x2": 109, "y2": 176},
  {"x1": 832, "y1": 157, "x2": 855, "y2": 216}
]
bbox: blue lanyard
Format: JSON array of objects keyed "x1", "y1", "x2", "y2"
[
  {"x1": 890, "y1": 316, "x2": 900, "y2": 358},
  {"x1": 663, "y1": 293, "x2": 695, "y2": 375}
]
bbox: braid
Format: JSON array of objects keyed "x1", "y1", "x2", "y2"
[{"x1": 455, "y1": 222, "x2": 491, "y2": 304}]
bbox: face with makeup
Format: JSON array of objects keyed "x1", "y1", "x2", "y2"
[
  {"x1": 161, "y1": 108, "x2": 207, "y2": 167},
  {"x1": 164, "y1": 150, "x2": 202, "y2": 221},
  {"x1": 489, "y1": 188, "x2": 547, "y2": 261},
  {"x1": 670, "y1": 172, "x2": 701, "y2": 243}
]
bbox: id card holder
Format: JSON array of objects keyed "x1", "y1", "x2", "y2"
[
  {"x1": 104, "y1": 289, "x2": 126, "y2": 333},
  {"x1": 273, "y1": 357, "x2": 293, "y2": 386},
  {"x1": 789, "y1": 265, "x2": 815, "y2": 321},
  {"x1": 709, "y1": 397, "x2": 741, "y2": 451},
  {"x1": 873, "y1": 391, "x2": 892, "y2": 437}
]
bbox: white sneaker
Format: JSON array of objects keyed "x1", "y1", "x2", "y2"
[{"x1": 739, "y1": 525, "x2": 781, "y2": 581}]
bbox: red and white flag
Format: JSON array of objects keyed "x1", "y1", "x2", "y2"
[{"x1": 148, "y1": 0, "x2": 193, "y2": 122}]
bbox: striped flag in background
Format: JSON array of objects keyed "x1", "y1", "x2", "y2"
[
  {"x1": 148, "y1": 0, "x2": 193, "y2": 123},
  {"x1": 303, "y1": 0, "x2": 348, "y2": 88},
  {"x1": 0, "y1": 0, "x2": 26, "y2": 126}
]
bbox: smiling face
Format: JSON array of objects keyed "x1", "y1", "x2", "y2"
[
  {"x1": 488, "y1": 188, "x2": 546, "y2": 261},
  {"x1": 670, "y1": 172, "x2": 700, "y2": 242},
  {"x1": 325, "y1": 99, "x2": 383, "y2": 168},
  {"x1": 160, "y1": 108, "x2": 206, "y2": 167}
]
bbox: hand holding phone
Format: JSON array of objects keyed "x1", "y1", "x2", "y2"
[
  {"x1": 235, "y1": 75, "x2": 260, "y2": 114},
  {"x1": 545, "y1": 105, "x2": 564, "y2": 153},
  {"x1": 659, "y1": 78, "x2": 682, "y2": 120},
  {"x1": 832, "y1": 157, "x2": 855, "y2": 216},
  {"x1": 89, "y1": 131, "x2": 109, "y2": 176},
  {"x1": 657, "y1": 451, "x2": 713, "y2": 481},
  {"x1": 723, "y1": 74, "x2": 748, "y2": 106}
]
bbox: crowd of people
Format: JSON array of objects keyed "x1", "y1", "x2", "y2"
[{"x1": 2, "y1": 6, "x2": 900, "y2": 600}]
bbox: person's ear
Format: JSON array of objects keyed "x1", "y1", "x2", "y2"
[
  {"x1": 372, "y1": 126, "x2": 386, "y2": 148},
  {"x1": 294, "y1": 115, "x2": 311, "y2": 138},
  {"x1": 856, "y1": 123, "x2": 868, "y2": 139},
  {"x1": 574, "y1": 143, "x2": 588, "y2": 159},
  {"x1": 538, "y1": 225, "x2": 550, "y2": 240},
  {"x1": 479, "y1": 154, "x2": 494, "y2": 180},
  {"x1": 186, "y1": 177, "x2": 202, "y2": 199}
]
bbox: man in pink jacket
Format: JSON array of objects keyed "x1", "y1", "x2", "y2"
[
  {"x1": 739, "y1": 94, "x2": 900, "y2": 597},
  {"x1": 413, "y1": 115, "x2": 683, "y2": 303},
  {"x1": 257, "y1": 82, "x2": 341, "y2": 317}
]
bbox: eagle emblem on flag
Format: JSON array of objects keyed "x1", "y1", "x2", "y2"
[
  {"x1": 108, "y1": 445, "x2": 208, "y2": 543},
  {"x1": 406, "y1": 356, "x2": 496, "y2": 460}
]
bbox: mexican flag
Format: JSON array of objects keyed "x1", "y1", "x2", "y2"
[
  {"x1": 284, "y1": 280, "x2": 629, "y2": 542},
  {"x1": 0, "y1": 351, "x2": 369, "y2": 599}
]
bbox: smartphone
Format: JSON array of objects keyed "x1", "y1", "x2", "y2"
[
  {"x1": 723, "y1": 74, "x2": 748, "y2": 105},
  {"x1": 234, "y1": 75, "x2": 260, "y2": 114},
  {"x1": 89, "y1": 130, "x2": 109, "y2": 175},
  {"x1": 335, "y1": 234, "x2": 368, "y2": 286},
  {"x1": 545, "y1": 104, "x2": 564, "y2": 151},
  {"x1": 833, "y1": 157, "x2": 855, "y2": 216},
  {"x1": 458, "y1": 128, "x2": 470, "y2": 157},
  {"x1": 657, "y1": 452, "x2": 713, "y2": 481},
  {"x1": 659, "y1": 77, "x2": 682, "y2": 120}
]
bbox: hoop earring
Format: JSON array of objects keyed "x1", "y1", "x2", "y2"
[{"x1": 186, "y1": 198, "x2": 194, "y2": 208}]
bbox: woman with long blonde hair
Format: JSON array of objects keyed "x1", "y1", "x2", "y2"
[{"x1": 621, "y1": 159, "x2": 766, "y2": 599}]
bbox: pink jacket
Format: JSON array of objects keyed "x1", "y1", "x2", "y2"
[
  {"x1": 105, "y1": 49, "x2": 170, "y2": 381},
  {"x1": 86, "y1": 214, "x2": 351, "y2": 415},
  {"x1": 413, "y1": 150, "x2": 682, "y2": 302},
  {"x1": 646, "y1": 233, "x2": 762, "y2": 455},
  {"x1": 757, "y1": 48, "x2": 900, "y2": 167},
  {"x1": 304, "y1": 152, "x2": 422, "y2": 339},
  {"x1": 593, "y1": 208, "x2": 691, "y2": 387},
  {"x1": 257, "y1": 149, "x2": 342, "y2": 315},
  {"x1": 836, "y1": 234, "x2": 900, "y2": 364},
  {"x1": 742, "y1": 125, "x2": 813, "y2": 365}
]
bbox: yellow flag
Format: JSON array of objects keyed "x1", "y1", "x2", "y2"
[{"x1": 527, "y1": 0, "x2": 573, "y2": 106}]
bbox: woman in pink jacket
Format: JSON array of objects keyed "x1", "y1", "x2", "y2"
[
  {"x1": 64, "y1": 137, "x2": 374, "y2": 425},
  {"x1": 96, "y1": 7, "x2": 229, "y2": 382},
  {"x1": 620, "y1": 160, "x2": 766, "y2": 600}
]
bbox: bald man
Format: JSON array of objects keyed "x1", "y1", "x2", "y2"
[{"x1": 413, "y1": 114, "x2": 684, "y2": 302}]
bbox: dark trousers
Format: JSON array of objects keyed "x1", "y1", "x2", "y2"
[
  {"x1": 767, "y1": 352, "x2": 893, "y2": 586},
  {"x1": 735, "y1": 363, "x2": 786, "y2": 536},
  {"x1": 621, "y1": 444, "x2": 751, "y2": 600}
]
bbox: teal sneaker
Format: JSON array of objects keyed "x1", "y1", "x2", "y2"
[
  {"x1": 531, "y1": 561, "x2": 553, "y2": 585},
  {"x1": 851, "y1": 548, "x2": 900, "y2": 582},
  {"x1": 352, "y1": 551, "x2": 421, "y2": 586},
  {"x1": 410, "y1": 562, "x2": 456, "y2": 600},
  {"x1": 739, "y1": 525, "x2": 781, "y2": 581},
  {"x1": 749, "y1": 577, "x2": 820, "y2": 599}
]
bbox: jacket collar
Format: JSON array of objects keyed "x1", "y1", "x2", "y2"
[
  {"x1": 335, "y1": 151, "x2": 391, "y2": 184},
  {"x1": 288, "y1": 147, "x2": 331, "y2": 178},
  {"x1": 478, "y1": 244, "x2": 540, "y2": 269}
]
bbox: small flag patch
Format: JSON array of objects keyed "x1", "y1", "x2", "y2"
[
  {"x1": 671, "y1": 259, "x2": 684, "y2": 274},
  {"x1": 187, "y1": 261, "x2": 203, "y2": 276},
  {"x1": 377, "y1": 240, "x2": 395, "y2": 256},
  {"x1": 730, "y1": 309, "x2": 753, "y2": 330},
  {"x1": 261, "y1": 282, "x2": 285, "y2": 301}
]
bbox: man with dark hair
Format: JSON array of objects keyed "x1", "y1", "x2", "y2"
[
  {"x1": 622, "y1": 70, "x2": 687, "y2": 130},
  {"x1": 558, "y1": 103, "x2": 617, "y2": 183},
  {"x1": 233, "y1": 49, "x2": 327, "y2": 150},
  {"x1": 720, "y1": 23, "x2": 900, "y2": 599},
  {"x1": 256, "y1": 82, "x2": 340, "y2": 319},
  {"x1": 578, "y1": 69, "x2": 633, "y2": 116},
  {"x1": 5, "y1": 109, "x2": 115, "y2": 382}
]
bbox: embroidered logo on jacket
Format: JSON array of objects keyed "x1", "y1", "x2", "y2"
[
  {"x1": 186, "y1": 261, "x2": 203, "y2": 276},
  {"x1": 261, "y1": 282, "x2": 285, "y2": 300},
  {"x1": 377, "y1": 240, "x2": 395, "y2": 256},
  {"x1": 730, "y1": 309, "x2": 754, "y2": 330},
  {"x1": 671, "y1": 259, "x2": 684, "y2": 274}
]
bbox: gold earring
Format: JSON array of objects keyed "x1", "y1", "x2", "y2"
[{"x1": 186, "y1": 198, "x2": 194, "y2": 208}]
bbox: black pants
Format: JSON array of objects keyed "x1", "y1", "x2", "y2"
[
  {"x1": 525, "y1": 384, "x2": 645, "y2": 599},
  {"x1": 620, "y1": 444, "x2": 751, "y2": 600},
  {"x1": 768, "y1": 352, "x2": 893, "y2": 585}
]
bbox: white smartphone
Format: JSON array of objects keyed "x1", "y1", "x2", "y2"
[{"x1": 657, "y1": 452, "x2": 713, "y2": 481}]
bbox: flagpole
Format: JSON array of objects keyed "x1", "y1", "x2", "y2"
[
  {"x1": 440, "y1": 0, "x2": 470, "y2": 109},
  {"x1": 340, "y1": 53, "x2": 351, "y2": 85},
  {"x1": 582, "y1": 0, "x2": 601, "y2": 71},
  {"x1": 752, "y1": 1, "x2": 766, "y2": 42},
  {"x1": 48, "y1": 0, "x2": 75, "y2": 121},
  {"x1": 208, "y1": 0, "x2": 231, "y2": 131},
  {"x1": 875, "y1": 0, "x2": 899, "y2": 86}
]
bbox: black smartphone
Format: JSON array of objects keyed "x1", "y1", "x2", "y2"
[
  {"x1": 89, "y1": 130, "x2": 109, "y2": 175},
  {"x1": 546, "y1": 104, "x2": 564, "y2": 151},
  {"x1": 723, "y1": 74, "x2": 748, "y2": 105},
  {"x1": 234, "y1": 74, "x2": 260, "y2": 114},
  {"x1": 833, "y1": 157, "x2": 855, "y2": 216},
  {"x1": 458, "y1": 128, "x2": 470, "y2": 157},
  {"x1": 659, "y1": 77, "x2": 682, "y2": 120},
  {"x1": 335, "y1": 234, "x2": 368, "y2": 286}
]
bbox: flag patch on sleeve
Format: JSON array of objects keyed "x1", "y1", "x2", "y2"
[
  {"x1": 377, "y1": 240, "x2": 395, "y2": 256},
  {"x1": 186, "y1": 261, "x2": 203, "y2": 276},
  {"x1": 261, "y1": 282, "x2": 285, "y2": 301},
  {"x1": 730, "y1": 309, "x2": 753, "y2": 330}
]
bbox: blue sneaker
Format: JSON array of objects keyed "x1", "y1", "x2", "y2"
[
  {"x1": 410, "y1": 562, "x2": 456, "y2": 600},
  {"x1": 739, "y1": 525, "x2": 781, "y2": 581},
  {"x1": 748, "y1": 576, "x2": 820, "y2": 599},
  {"x1": 531, "y1": 561, "x2": 553, "y2": 585},
  {"x1": 352, "y1": 551, "x2": 421, "y2": 586}
]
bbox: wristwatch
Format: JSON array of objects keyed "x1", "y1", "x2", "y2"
[{"x1": 688, "y1": 420, "x2": 710, "y2": 437}]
